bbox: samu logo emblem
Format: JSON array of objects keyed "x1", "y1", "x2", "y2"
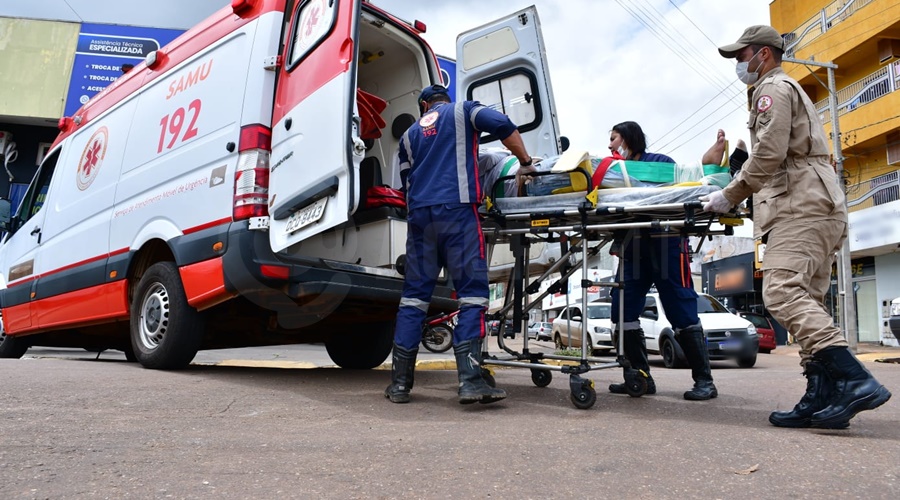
[{"x1": 77, "y1": 126, "x2": 108, "y2": 191}]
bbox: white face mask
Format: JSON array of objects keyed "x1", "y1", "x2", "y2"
[
  {"x1": 616, "y1": 145, "x2": 629, "y2": 158},
  {"x1": 735, "y1": 49, "x2": 763, "y2": 85}
]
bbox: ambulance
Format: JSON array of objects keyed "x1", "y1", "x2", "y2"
[{"x1": 0, "y1": 0, "x2": 559, "y2": 369}]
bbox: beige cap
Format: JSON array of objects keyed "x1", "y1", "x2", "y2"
[{"x1": 718, "y1": 25, "x2": 785, "y2": 58}]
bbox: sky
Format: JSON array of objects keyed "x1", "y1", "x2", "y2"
[
  {"x1": 2, "y1": 0, "x2": 773, "y2": 164},
  {"x1": 373, "y1": 0, "x2": 772, "y2": 164}
]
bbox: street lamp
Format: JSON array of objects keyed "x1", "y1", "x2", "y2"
[{"x1": 784, "y1": 56, "x2": 857, "y2": 352}]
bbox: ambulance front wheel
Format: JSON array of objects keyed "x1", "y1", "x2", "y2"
[
  {"x1": 0, "y1": 313, "x2": 29, "y2": 359},
  {"x1": 130, "y1": 262, "x2": 205, "y2": 370}
]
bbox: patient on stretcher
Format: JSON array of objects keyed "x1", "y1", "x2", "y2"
[{"x1": 479, "y1": 132, "x2": 740, "y2": 212}]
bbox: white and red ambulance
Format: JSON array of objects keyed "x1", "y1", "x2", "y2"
[{"x1": 0, "y1": 0, "x2": 559, "y2": 369}]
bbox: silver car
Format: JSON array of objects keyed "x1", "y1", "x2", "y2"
[{"x1": 551, "y1": 302, "x2": 614, "y2": 355}]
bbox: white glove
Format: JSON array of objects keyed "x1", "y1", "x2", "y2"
[{"x1": 700, "y1": 190, "x2": 734, "y2": 213}]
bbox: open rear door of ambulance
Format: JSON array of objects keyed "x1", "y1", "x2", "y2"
[
  {"x1": 269, "y1": 0, "x2": 361, "y2": 252},
  {"x1": 456, "y1": 6, "x2": 560, "y2": 159}
]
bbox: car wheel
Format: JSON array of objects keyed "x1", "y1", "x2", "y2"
[
  {"x1": 737, "y1": 354, "x2": 757, "y2": 368},
  {"x1": 554, "y1": 334, "x2": 565, "y2": 351},
  {"x1": 759, "y1": 348, "x2": 772, "y2": 354},
  {"x1": 0, "y1": 313, "x2": 29, "y2": 359},
  {"x1": 131, "y1": 262, "x2": 205, "y2": 370},
  {"x1": 661, "y1": 337, "x2": 684, "y2": 369}
]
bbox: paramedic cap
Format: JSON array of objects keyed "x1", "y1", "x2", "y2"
[
  {"x1": 418, "y1": 84, "x2": 450, "y2": 106},
  {"x1": 718, "y1": 25, "x2": 785, "y2": 58}
]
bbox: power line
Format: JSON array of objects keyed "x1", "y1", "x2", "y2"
[{"x1": 613, "y1": 0, "x2": 747, "y2": 149}]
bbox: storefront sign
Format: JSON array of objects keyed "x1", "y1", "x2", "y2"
[
  {"x1": 65, "y1": 23, "x2": 183, "y2": 116},
  {"x1": 848, "y1": 199, "x2": 900, "y2": 253},
  {"x1": 702, "y1": 253, "x2": 755, "y2": 295}
]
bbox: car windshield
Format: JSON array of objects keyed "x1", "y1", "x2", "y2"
[
  {"x1": 587, "y1": 304, "x2": 612, "y2": 319},
  {"x1": 697, "y1": 295, "x2": 729, "y2": 313}
]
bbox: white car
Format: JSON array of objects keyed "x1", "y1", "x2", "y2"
[
  {"x1": 640, "y1": 293, "x2": 759, "y2": 368},
  {"x1": 551, "y1": 302, "x2": 614, "y2": 355}
]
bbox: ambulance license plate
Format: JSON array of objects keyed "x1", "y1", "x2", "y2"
[{"x1": 285, "y1": 197, "x2": 327, "y2": 234}]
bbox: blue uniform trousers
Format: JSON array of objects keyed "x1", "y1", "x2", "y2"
[
  {"x1": 611, "y1": 231, "x2": 699, "y2": 329},
  {"x1": 394, "y1": 203, "x2": 489, "y2": 350}
]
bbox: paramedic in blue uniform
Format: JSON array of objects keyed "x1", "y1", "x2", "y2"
[
  {"x1": 607, "y1": 121, "x2": 717, "y2": 401},
  {"x1": 385, "y1": 85, "x2": 533, "y2": 404}
]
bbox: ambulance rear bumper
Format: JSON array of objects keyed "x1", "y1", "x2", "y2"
[{"x1": 221, "y1": 224, "x2": 457, "y2": 314}]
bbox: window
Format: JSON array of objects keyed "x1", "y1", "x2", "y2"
[
  {"x1": 887, "y1": 131, "x2": 900, "y2": 166},
  {"x1": 287, "y1": 0, "x2": 338, "y2": 68},
  {"x1": 13, "y1": 149, "x2": 58, "y2": 233},
  {"x1": 468, "y1": 69, "x2": 542, "y2": 144}
]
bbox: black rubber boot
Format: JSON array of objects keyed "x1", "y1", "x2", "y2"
[
  {"x1": 809, "y1": 346, "x2": 892, "y2": 428},
  {"x1": 384, "y1": 344, "x2": 418, "y2": 404},
  {"x1": 609, "y1": 328, "x2": 656, "y2": 395},
  {"x1": 677, "y1": 325, "x2": 718, "y2": 401},
  {"x1": 769, "y1": 361, "x2": 847, "y2": 428},
  {"x1": 454, "y1": 339, "x2": 507, "y2": 404}
]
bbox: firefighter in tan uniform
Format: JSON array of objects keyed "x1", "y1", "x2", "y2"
[{"x1": 702, "y1": 25, "x2": 891, "y2": 429}]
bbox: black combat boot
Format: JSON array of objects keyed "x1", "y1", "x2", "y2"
[
  {"x1": 809, "y1": 346, "x2": 891, "y2": 428},
  {"x1": 769, "y1": 361, "x2": 847, "y2": 428},
  {"x1": 677, "y1": 325, "x2": 718, "y2": 401},
  {"x1": 454, "y1": 339, "x2": 507, "y2": 404},
  {"x1": 384, "y1": 344, "x2": 418, "y2": 404},
  {"x1": 609, "y1": 328, "x2": 656, "y2": 395}
]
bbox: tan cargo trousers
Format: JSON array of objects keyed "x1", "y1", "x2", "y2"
[{"x1": 761, "y1": 219, "x2": 849, "y2": 367}]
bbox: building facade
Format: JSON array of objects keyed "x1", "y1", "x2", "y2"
[{"x1": 770, "y1": 0, "x2": 900, "y2": 346}]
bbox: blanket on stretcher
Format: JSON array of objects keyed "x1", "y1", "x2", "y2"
[{"x1": 490, "y1": 185, "x2": 720, "y2": 215}]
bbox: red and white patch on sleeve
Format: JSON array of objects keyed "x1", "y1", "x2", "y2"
[{"x1": 756, "y1": 95, "x2": 773, "y2": 113}]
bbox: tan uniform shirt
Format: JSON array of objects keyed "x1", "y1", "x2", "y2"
[{"x1": 721, "y1": 67, "x2": 847, "y2": 239}]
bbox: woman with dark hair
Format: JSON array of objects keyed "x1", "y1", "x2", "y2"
[
  {"x1": 606, "y1": 121, "x2": 717, "y2": 401},
  {"x1": 608, "y1": 121, "x2": 673, "y2": 163}
]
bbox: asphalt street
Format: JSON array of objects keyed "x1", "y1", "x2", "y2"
[{"x1": 1, "y1": 340, "x2": 898, "y2": 499}]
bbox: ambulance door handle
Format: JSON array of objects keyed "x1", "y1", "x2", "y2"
[
  {"x1": 285, "y1": 118, "x2": 292, "y2": 130},
  {"x1": 30, "y1": 226, "x2": 42, "y2": 244}
]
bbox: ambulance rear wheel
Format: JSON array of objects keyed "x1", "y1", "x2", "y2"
[
  {"x1": 326, "y1": 321, "x2": 393, "y2": 369},
  {"x1": 130, "y1": 262, "x2": 205, "y2": 370}
]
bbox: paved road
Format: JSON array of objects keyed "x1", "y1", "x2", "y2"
[{"x1": 2, "y1": 341, "x2": 898, "y2": 499}]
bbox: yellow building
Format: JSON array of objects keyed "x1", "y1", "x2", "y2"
[{"x1": 770, "y1": 0, "x2": 900, "y2": 345}]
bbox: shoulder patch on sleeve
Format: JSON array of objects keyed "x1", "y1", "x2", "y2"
[{"x1": 756, "y1": 95, "x2": 773, "y2": 113}]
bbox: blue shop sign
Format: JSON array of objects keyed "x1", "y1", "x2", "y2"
[{"x1": 65, "y1": 23, "x2": 184, "y2": 116}]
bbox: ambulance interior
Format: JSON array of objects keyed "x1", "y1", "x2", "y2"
[
  {"x1": 354, "y1": 9, "x2": 433, "y2": 211},
  {"x1": 278, "y1": 8, "x2": 433, "y2": 269}
]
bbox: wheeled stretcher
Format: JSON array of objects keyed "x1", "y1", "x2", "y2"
[{"x1": 479, "y1": 167, "x2": 746, "y2": 409}]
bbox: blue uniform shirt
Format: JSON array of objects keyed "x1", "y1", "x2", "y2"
[
  {"x1": 398, "y1": 101, "x2": 517, "y2": 209},
  {"x1": 638, "y1": 152, "x2": 676, "y2": 164}
]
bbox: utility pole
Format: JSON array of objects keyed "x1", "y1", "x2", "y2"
[{"x1": 784, "y1": 56, "x2": 858, "y2": 352}]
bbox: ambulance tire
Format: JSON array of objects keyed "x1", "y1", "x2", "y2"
[
  {"x1": 130, "y1": 262, "x2": 205, "y2": 370},
  {"x1": 0, "y1": 313, "x2": 29, "y2": 359},
  {"x1": 325, "y1": 320, "x2": 394, "y2": 370}
]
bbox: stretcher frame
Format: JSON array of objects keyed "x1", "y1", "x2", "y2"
[{"x1": 479, "y1": 170, "x2": 745, "y2": 409}]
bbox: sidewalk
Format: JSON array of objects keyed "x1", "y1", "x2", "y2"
[{"x1": 772, "y1": 342, "x2": 900, "y2": 363}]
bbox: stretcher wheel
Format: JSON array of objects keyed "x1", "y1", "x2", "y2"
[
  {"x1": 570, "y1": 378, "x2": 596, "y2": 410},
  {"x1": 482, "y1": 368, "x2": 496, "y2": 388},
  {"x1": 624, "y1": 371, "x2": 648, "y2": 398},
  {"x1": 531, "y1": 368, "x2": 552, "y2": 388}
]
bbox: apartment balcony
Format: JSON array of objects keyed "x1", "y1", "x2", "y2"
[
  {"x1": 816, "y1": 61, "x2": 900, "y2": 125},
  {"x1": 782, "y1": 0, "x2": 878, "y2": 58},
  {"x1": 847, "y1": 170, "x2": 900, "y2": 212}
]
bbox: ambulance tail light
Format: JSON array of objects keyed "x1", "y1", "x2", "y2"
[{"x1": 233, "y1": 124, "x2": 272, "y2": 221}]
